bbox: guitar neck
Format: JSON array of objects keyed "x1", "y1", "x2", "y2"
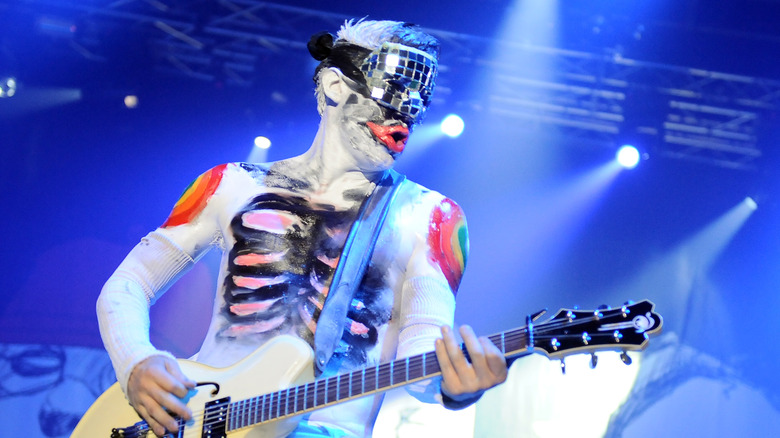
[{"x1": 224, "y1": 327, "x2": 529, "y2": 431}]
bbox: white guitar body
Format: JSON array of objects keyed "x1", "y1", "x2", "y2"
[{"x1": 72, "y1": 335, "x2": 315, "y2": 438}]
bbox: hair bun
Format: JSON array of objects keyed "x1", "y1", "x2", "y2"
[{"x1": 307, "y1": 31, "x2": 334, "y2": 61}]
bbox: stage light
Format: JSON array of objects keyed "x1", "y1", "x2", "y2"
[
  {"x1": 247, "y1": 136, "x2": 271, "y2": 163},
  {"x1": 254, "y1": 136, "x2": 271, "y2": 149},
  {"x1": 745, "y1": 197, "x2": 758, "y2": 211},
  {"x1": 0, "y1": 77, "x2": 17, "y2": 98},
  {"x1": 124, "y1": 95, "x2": 138, "y2": 109},
  {"x1": 441, "y1": 114, "x2": 465, "y2": 138},
  {"x1": 616, "y1": 145, "x2": 640, "y2": 169}
]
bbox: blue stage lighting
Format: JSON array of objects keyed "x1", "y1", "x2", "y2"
[
  {"x1": 441, "y1": 114, "x2": 465, "y2": 138},
  {"x1": 616, "y1": 145, "x2": 640, "y2": 169},
  {"x1": 0, "y1": 77, "x2": 17, "y2": 98}
]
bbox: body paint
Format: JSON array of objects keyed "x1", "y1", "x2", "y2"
[
  {"x1": 231, "y1": 275, "x2": 287, "y2": 290},
  {"x1": 219, "y1": 316, "x2": 286, "y2": 337},
  {"x1": 349, "y1": 320, "x2": 369, "y2": 336},
  {"x1": 204, "y1": 164, "x2": 398, "y2": 370},
  {"x1": 233, "y1": 251, "x2": 288, "y2": 266},
  {"x1": 229, "y1": 299, "x2": 281, "y2": 316},
  {"x1": 366, "y1": 122, "x2": 408, "y2": 153},
  {"x1": 241, "y1": 210, "x2": 302, "y2": 233},
  {"x1": 162, "y1": 163, "x2": 227, "y2": 227},
  {"x1": 428, "y1": 198, "x2": 469, "y2": 293}
]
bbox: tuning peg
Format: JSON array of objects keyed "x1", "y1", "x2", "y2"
[
  {"x1": 623, "y1": 300, "x2": 635, "y2": 306},
  {"x1": 560, "y1": 359, "x2": 566, "y2": 375},
  {"x1": 620, "y1": 351, "x2": 632, "y2": 365},
  {"x1": 590, "y1": 353, "x2": 598, "y2": 369},
  {"x1": 597, "y1": 304, "x2": 611, "y2": 310}
]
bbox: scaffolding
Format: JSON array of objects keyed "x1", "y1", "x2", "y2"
[{"x1": 6, "y1": 0, "x2": 780, "y2": 171}]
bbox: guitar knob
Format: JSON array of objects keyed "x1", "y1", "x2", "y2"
[
  {"x1": 590, "y1": 353, "x2": 598, "y2": 369},
  {"x1": 620, "y1": 351, "x2": 633, "y2": 365},
  {"x1": 560, "y1": 359, "x2": 566, "y2": 375}
]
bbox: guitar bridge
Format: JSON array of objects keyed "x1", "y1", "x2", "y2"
[{"x1": 203, "y1": 397, "x2": 231, "y2": 438}]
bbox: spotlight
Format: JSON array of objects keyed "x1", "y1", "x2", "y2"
[
  {"x1": 440, "y1": 114, "x2": 465, "y2": 138},
  {"x1": 744, "y1": 197, "x2": 758, "y2": 211},
  {"x1": 247, "y1": 136, "x2": 271, "y2": 163},
  {"x1": 254, "y1": 136, "x2": 271, "y2": 149},
  {"x1": 616, "y1": 144, "x2": 640, "y2": 169},
  {"x1": 0, "y1": 77, "x2": 17, "y2": 98},
  {"x1": 124, "y1": 95, "x2": 138, "y2": 109}
]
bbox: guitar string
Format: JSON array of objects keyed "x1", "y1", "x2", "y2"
[
  {"x1": 219, "y1": 331, "x2": 620, "y2": 430},
  {"x1": 209, "y1": 320, "x2": 612, "y2": 430},
  {"x1": 205, "y1": 310, "x2": 654, "y2": 432},
  {"x1": 221, "y1": 331, "x2": 531, "y2": 429},
  {"x1": 195, "y1": 329, "x2": 601, "y2": 432},
  {"x1": 200, "y1": 329, "x2": 529, "y2": 429},
  {"x1": 125, "y1": 314, "x2": 637, "y2": 433},
  {"x1": 228, "y1": 328, "x2": 531, "y2": 423},
  {"x1": 531, "y1": 313, "x2": 639, "y2": 336},
  {"x1": 210, "y1": 353, "x2": 449, "y2": 430}
]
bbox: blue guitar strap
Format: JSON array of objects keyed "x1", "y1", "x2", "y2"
[{"x1": 313, "y1": 169, "x2": 406, "y2": 374}]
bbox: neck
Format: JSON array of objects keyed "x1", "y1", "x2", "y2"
[{"x1": 294, "y1": 117, "x2": 387, "y2": 190}]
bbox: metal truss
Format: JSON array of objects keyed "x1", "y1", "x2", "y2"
[
  {"x1": 472, "y1": 42, "x2": 779, "y2": 171},
  {"x1": 6, "y1": 0, "x2": 780, "y2": 171}
]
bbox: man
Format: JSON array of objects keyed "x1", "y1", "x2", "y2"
[{"x1": 97, "y1": 19, "x2": 507, "y2": 437}]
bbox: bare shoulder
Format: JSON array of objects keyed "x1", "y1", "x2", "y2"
[
  {"x1": 395, "y1": 180, "x2": 468, "y2": 226},
  {"x1": 395, "y1": 180, "x2": 469, "y2": 290}
]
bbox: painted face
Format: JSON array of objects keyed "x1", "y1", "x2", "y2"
[{"x1": 338, "y1": 86, "x2": 411, "y2": 170}]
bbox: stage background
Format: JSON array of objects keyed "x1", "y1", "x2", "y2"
[{"x1": 2, "y1": 1, "x2": 779, "y2": 436}]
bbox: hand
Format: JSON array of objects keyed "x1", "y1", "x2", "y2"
[
  {"x1": 126, "y1": 355, "x2": 196, "y2": 437},
  {"x1": 435, "y1": 325, "x2": 508, "y2": 405}
]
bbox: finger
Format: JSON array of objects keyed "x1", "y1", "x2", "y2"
[
  {"x1": 166, "y1": 360, "x2": 197, "y2": 390},
  {"x1": 159, "y1": 362, "x2": 195, "y2": 414},
  {"x1": 157, "y1": 374, "x2": 190, "y2": 400},
  {"x1": 145, "y1": 393, "x2": 181, "y2": 435},
  {"x1": 146, "y1": 359, "x2": 193, "y2": 420},
  {"x1": 459, "y1": 325, "x2": 488, "y2": 372},
  {"x1": 435, "y1": 335, "x2": 462, "y2": 390},
  {"x1": 134, "y1": 394, "x2": 171, "y2": 437},
  {"x1": 441, "y1": 325, "x2": 471, "y2": 374},
  {"x1": 478, "y1": 337, "x2": 508, "y2": 386},
  {"x1": 145, "y1": 415, "x2": 167, "y2": 438},
  {"x1": 457, "y1": 326, "x2": 497, "y2": 394},
  {"x1": 148, "y1": 382, "x2": 191, "y2": 425},
  {"x1": 479, "y1": 337, "x2": 508, "y2": 378}
]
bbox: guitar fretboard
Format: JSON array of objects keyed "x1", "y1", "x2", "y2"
[{"x1": 222, "y1": 327, "x2": 530, "y2": 431}]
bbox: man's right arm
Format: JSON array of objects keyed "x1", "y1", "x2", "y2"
[
  {"x1": 97, "y1": 163, "x2": 232, "y2": 436},
  {"x1": 96, "y1": 231, "x2": 198, "y2": 435}
]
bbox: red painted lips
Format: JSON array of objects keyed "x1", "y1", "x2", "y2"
[{"x1": 366, "y1": 122, "x2": 409, "y2": 153}]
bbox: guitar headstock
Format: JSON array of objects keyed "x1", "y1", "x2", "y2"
[{"x1": 529, "y1": 300, "x2": 663, "y2": 360}]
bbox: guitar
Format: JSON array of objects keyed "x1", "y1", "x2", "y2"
[{"x1": 72, "y1": 300, "x2": 662, "y2": 438}]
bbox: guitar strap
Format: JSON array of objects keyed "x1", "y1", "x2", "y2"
[{"x1": 313, "y1": 169, "x2": 406, "y2": 375}]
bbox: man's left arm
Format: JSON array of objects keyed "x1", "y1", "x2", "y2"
[{"x1": 397, "y1": 195, "x2": 507, "y2": 410}]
